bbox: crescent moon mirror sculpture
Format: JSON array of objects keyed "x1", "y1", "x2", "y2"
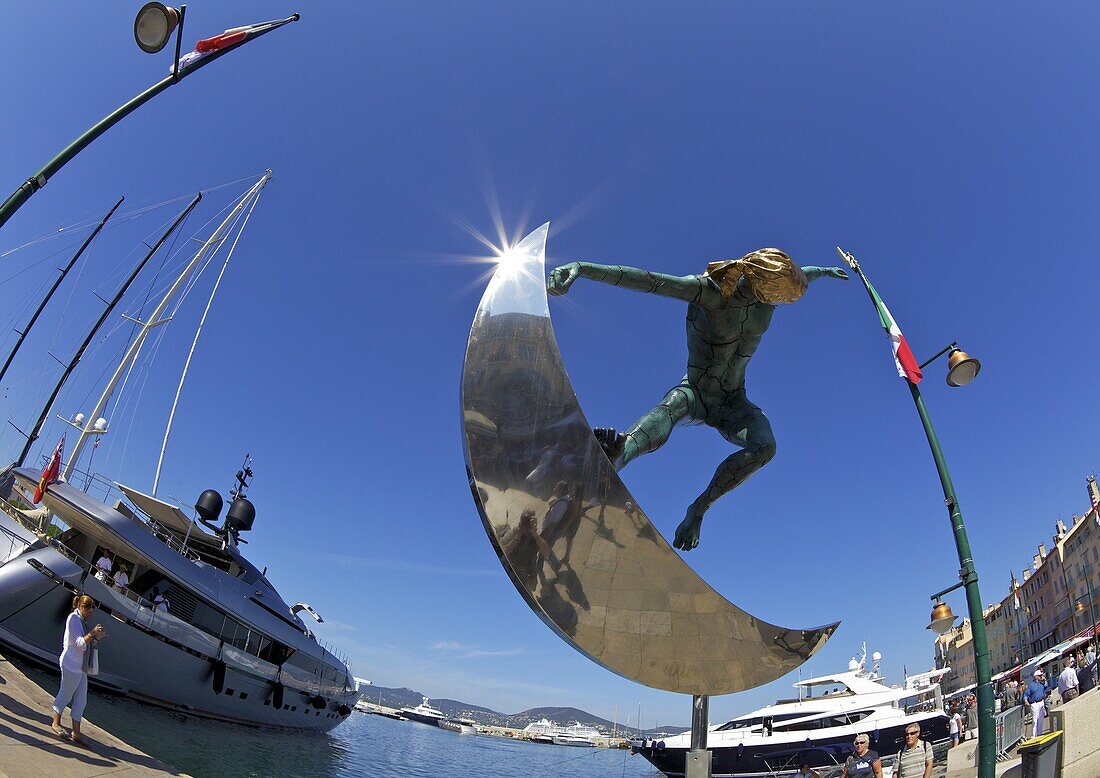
[{"x1": 461, "y1": 224, "x2": 838, "y2": 695}]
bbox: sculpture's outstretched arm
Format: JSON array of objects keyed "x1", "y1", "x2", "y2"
[
  {"x1": 548, "y1": 262, "x2": 724, "y2": 308},
  {"x1": 802, "y1": 265, "x2": 850, "y2": 283}
]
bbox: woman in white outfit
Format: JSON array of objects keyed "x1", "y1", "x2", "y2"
[{"x1": 49, "y1": 594, "x2": 107, "y2": 744}]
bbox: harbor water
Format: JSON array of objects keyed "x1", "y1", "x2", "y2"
[{"x1": 16, "y1": 659, "x2": 663, "y2": 778}]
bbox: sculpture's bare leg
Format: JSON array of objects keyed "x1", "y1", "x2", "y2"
[
  {"x1": 599, "y1": 384, "x2": 698, "y2": 469},
  {"x1": 674, "y1": 399, "x2": 776, "y2": 551}
]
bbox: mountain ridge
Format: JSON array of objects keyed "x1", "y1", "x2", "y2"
[{"x1": 360, "y1": 685, "x2": 687, "y2": 734}]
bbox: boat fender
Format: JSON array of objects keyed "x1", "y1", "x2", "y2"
[
  {"x1": 872, "y1": 727, "x2": 879, "y2": 743},
  {"x1": 737, "y1": 743, "x2": 744, "y2": 761},
  {"x1": 272, "y1": 681, "x2": 284, "y2": 710},
  {"x1": 212, "y1": 658, "x2": 226, "y2": 695},
  {"x1": 337, "y1": 703, "x2": 352, "y2": 716},
  {"x1": 310, "y1": 694, "x2": 327, "y2": 710}
]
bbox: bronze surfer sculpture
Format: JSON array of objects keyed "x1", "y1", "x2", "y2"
[{"x1": 547, "y1": 249, "x2": 848, "y2": 551}]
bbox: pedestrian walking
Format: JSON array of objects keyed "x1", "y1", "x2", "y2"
[
  {"x1": 1023, "y1": 669, "x2": 1048, "y2": 737},
  {"x1": 841, "y1": 733, "x2": 882, "y2": 778},
  {"x1": 893, "y1": 724, "x2": 932, "y2": 778},
  {"x1": 50, "y1": 594, "x2": 107, "y2": 745},
  {"x1": 1058, "y1": 656, "x2": 1080, "y2": 703}
]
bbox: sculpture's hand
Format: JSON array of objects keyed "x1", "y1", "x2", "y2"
[
  {"x1": 547, "y1": 263, "x2": 582, "y2": 296},
  {"x1": 826, "y1": 267, "x2": 849, "y2": 281}
]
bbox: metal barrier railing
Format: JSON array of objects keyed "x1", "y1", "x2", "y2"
[{"x1": 994, "y1": 704, "x2": 1024, "y2": 760}]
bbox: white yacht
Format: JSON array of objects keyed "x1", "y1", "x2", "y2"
[
  {"x1": 399, "y1": 697, "x2": 447, "y2": 727},
  {"x1": 632, "y1": 650, "x2": 950, "y2": 776},
  {"x1": 523, "y1": 718, "x2": 601, "y2": 746}
]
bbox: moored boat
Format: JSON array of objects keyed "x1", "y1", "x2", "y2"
[
  {"x1": 399, "y1": 696, "x2": 446, "y2": 727},
  {"x1": 631, "y1": 648, "x2": 950, "y2": 776},
  {"x1": 0, "y1": 175, "x2": 358, "y2": 731}
]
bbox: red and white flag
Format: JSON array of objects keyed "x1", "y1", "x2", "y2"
[
  {"x1": 32, "y1": 435, "x2": 64, "y2": 504},
  {"x1": 194, "y1": 27, "x2": 249, "y2": 53},
  {"x1": 864, "y1": 279, "x2": 923, "y2": 384}
]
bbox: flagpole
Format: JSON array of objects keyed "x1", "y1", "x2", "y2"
[
  {"x1": 0, "y1": 11, "x2": 298, "y2": 233},
  {"x1": 838, "y1": 247, "x2": 996, "y2": 778}
]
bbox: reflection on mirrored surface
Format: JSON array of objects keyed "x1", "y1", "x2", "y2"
[{"x1": 461, "y1": 224, "x2": 837, "y2": 695}]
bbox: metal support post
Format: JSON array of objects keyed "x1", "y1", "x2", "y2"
[{"x1": 686, "y1": 694, "x2": 712, "y2": 778}]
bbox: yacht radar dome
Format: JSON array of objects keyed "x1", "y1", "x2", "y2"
[
  {"x1": 93, "y1": 417, "x2": 108, "y2": 432},
  {"x1": 195, "y1": 489, "x2": 223, "y2": 525},
  {"x1": 872, "y1": 652, "x2": 882, "y2": 662},
  {"x1": 848, "y1": 658, "x2": 860, "y2": 671},
  {"x1": 73, "y1": 413, "x2": 85, "y2": 426},
  {"x1": 226, "y1": 496, "x2": 255, "y2": 533}
]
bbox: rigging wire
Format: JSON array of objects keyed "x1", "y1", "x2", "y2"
[
  {"x1": 155, "y1": 183, "x2": 263, "y2": 493},
  {"x1": 0, "y1": 171, "x2": 268, "y2": 259}
]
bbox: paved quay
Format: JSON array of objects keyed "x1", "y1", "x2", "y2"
[
  {"x1": 0, "y1": 652, "x2": 187, "y2": 778},
  {"x1": 945, "y1": 731, "x2": 1022, "y2": 777}
]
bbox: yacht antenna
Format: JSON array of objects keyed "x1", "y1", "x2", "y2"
[
  {"x1": 17, "y1": 194, "x2": 201, "y2": 466},
  {"x1": 0, "y1": 197, "x2": 123, "y2": 389},
  {"x1": 63, "y1": 173, "x2": 270, "y2": 479},
  {"x1": 152, "y1": 173, "x2": 267, "y2": 495},
  {"x1": 230, "y1": 453, "x2": 253, "y2": 499}
]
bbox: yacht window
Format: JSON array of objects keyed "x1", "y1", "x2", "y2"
[
  {"x1": 772, "y1": 710, "x2": 875, "y2": 732},
  {"x1": 715, "y1": 712, "x2": 816, "y2": 732}
]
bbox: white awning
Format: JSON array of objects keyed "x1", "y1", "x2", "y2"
[{"x1": 115, "y1": 483, "x2": 220, "y2": 545}]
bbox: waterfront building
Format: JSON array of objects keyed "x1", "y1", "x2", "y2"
[
  {"x1": 983, "y1": 601, "x2": 1012, "y2": 675},
  {"x1": 1060, "y1": 504, "x2": 1100, "y2": 636},
  {"x1": 931, "y1": 476, "x2": 1100, "y2": 687},
  {"x1": 936, "y1": 618, "x2": 973, "y2": 695}
]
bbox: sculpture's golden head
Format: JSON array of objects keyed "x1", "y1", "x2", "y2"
[{"x1": 704, "y1": 248, "x2": 807, "y2": 304}]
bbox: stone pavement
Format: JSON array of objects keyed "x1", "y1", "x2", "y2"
[
  {"x1": 0, "y1": 652, "x2": 186, "y2": 778},
  {"x1": 945, "y1": 730, "x2": 1022, "y2": 777}
]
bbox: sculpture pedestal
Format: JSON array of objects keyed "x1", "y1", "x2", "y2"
[{"x1": 685, "y1": 749, "x2": 712, "y2": 778}]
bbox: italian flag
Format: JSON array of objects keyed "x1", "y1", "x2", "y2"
[{"x1": 865, "y1": 280, "x2": 922, "y2": 384}]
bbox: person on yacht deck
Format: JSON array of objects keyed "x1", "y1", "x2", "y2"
[
  {"x1": 50, "y1": 594, "x2": 107, "y2": 745},
  {"x1": 151, "y1": 587, "x2": 170, "y2": 613},
  {"x1": 94, "y1": 552, "x2": 112, "y2": 582},
  {"x1": 113, "y1": 565, "x2": 129, "y2": 591}
]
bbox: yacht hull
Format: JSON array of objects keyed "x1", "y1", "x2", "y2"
[
  {"x1": 634, "y1": 715, "x2": 951, "y2": 776},
  {"x1": 402, "y1": 711, "x2": 444, "y2": 727},
  {"x1": 0, "y1": 548, "x2": 355, "y2": 732}
]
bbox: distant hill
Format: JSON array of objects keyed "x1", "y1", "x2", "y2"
[{"x1": 359, "y1": 684, "x2": 685, "y2": 735}]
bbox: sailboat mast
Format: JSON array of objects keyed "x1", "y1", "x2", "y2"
[
  {"x1": 0, "y1": 197, "x2": 124, "y2": 389},
  {"x1": 17, "y1": 194, "x2": 201, "y2": 467},
  {"x1": 152, "y1": 176, "x2": 266, "y2": 496},
  {"x1": 64, "y1": 173, "x2": 270, "y2": 478}
]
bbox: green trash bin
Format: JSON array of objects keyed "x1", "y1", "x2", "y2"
[{"x1": 1018, "y1": 730, "x2": 1062, "y2": 778}]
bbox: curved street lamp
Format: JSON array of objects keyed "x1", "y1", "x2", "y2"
[
  {"x1": 0, "y1": 5, "x2": 299, "y2": 232},
  {"x1": 838, "y1": 248, "x2": 996, "y2": 778},
  {"x1": 134, "y1": 3, "x2": 181, "y2": 53}
]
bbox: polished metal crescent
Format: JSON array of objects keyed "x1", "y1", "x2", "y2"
[{"x1": 461, "y1": 224, "x2": 839, "y2": 695}]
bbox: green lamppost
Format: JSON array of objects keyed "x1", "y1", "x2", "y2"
[
  {"x1": 0, "y1": 4, "x2": 299, "y2": 232},
  {"x1": 837, "y1": 248, "x2": 995, "y2": 778},
  {"x1": 916, "y1": 346, "x2": 995, "y2": 777}
]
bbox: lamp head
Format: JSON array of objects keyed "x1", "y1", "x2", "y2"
[
  {"x1": 946, "y1": 348, "x2": 981, "y2": 387},
  {"x1": 134, "y1": 2, "x2": 180, "y2": 53},
  {"x1": 928, "y1": 601, "x2": 957, "y2": 635},
  {"x1": 1077, "y1": 601, "x2": 1086, "y2": 614}
]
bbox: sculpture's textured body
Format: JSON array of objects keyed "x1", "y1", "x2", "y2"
[{"x1": 548, "y1": 250, "x2": 847, "y2": 550}]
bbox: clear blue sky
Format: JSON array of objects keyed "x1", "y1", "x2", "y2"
[{"x1": 2, "y1": 3, "x2": 1099, "y2": 729}]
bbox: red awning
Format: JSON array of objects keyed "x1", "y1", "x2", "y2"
[{"x1": 991, "y1": 665, "x2": 1022, "y2": 683}]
